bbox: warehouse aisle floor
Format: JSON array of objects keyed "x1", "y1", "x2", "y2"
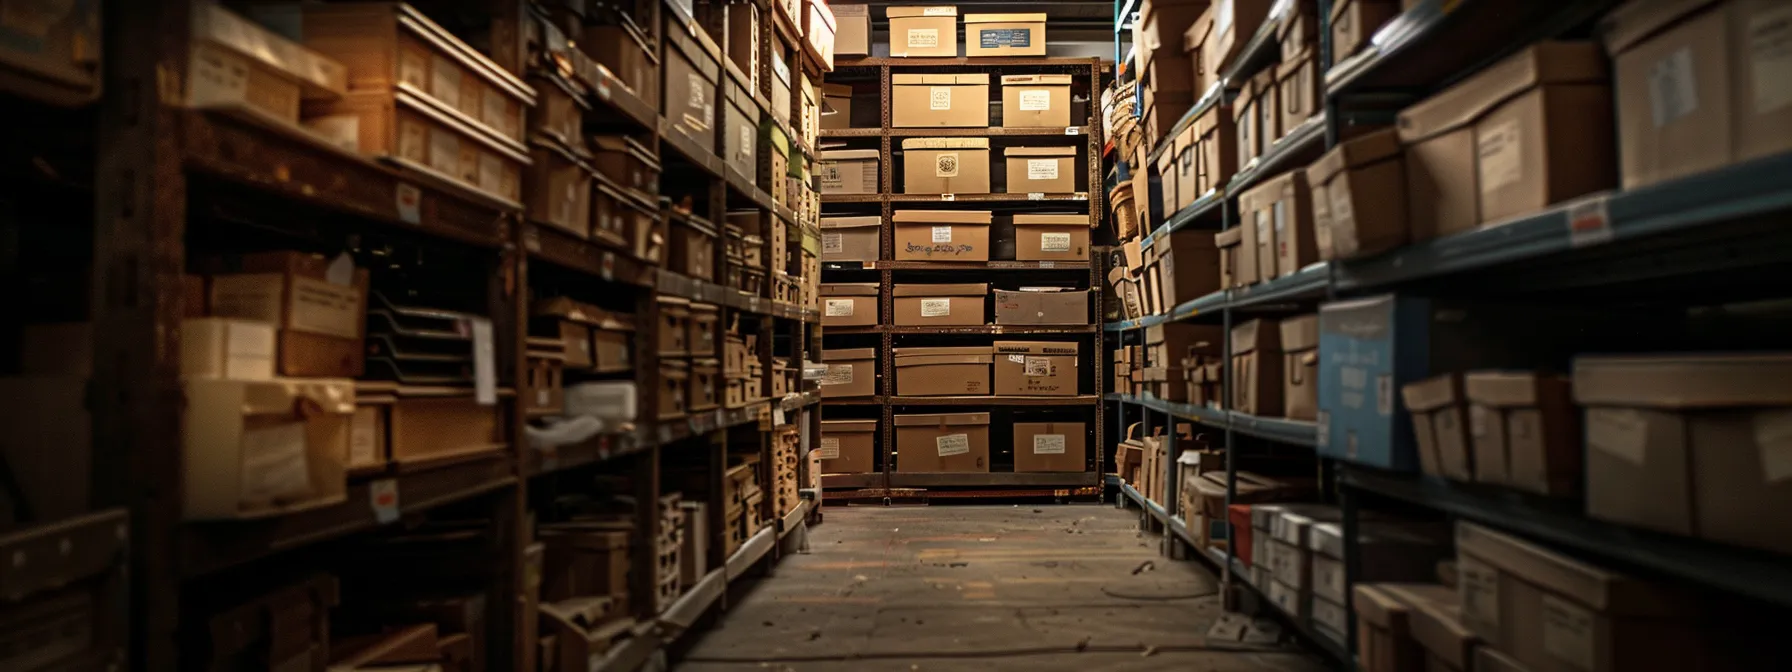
[{"x1": 679, "y1": 506, "x2": 1326, "y2": 671}]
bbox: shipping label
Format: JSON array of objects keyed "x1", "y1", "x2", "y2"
[
  {"x1": 936, "y1": 433, "x2": 970, "y2": 456},
  {"x1": 823, "y1": 232, "x2": 844, "y2": 254},
  {"x1": 932, "y1": 225, "x2": 953, "y2": 243},
  {"x1": 825, "y1": 298, "x2": 856, "y2": 317},
  {"x1": 1023, "y1": 356, "x2": 1051, "y2": 376},
  {"x1": 1033, "y1": 434, "x2": 1066, "y2": 454}
]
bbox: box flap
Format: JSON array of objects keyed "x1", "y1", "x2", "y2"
[
  {"x1": 894, "y1": 73, "x2": 990, "y2": 85},
  {"x1": 894, "y1": 412, "x2": 991, "y2": 426},
  {"x1": 1401, "y1": 374, "x2": 1462, "y2": 412},
  {"x1": 823, "y1": 418, "x2": 879, "y2": 432},
  {"x1": 1013, "y1": 213, "x2": 1088, "y2": 226},
  {"x1": 821, "y1": 215, "x2": 882, "y2": 229},
  {"x1": 1229, "y1": 318, "x2": 1280, "y2": 355},
  {"x1": 822, "y1": 82, "x2": 853, "y2": 97},
  {"x1": 887, "y1": 6, "x2": 959, "y2": 18},
  {"x1": 1600, "y1": 0, "x2": 1724, "y2": 56},
  {"x1": 1308, "y1": 128, "x2": 1401, "y2": 185},
  {"x1": 893, "y1": 210, "x2": 994, "y2": 224},
  {"x1": 964, "y1": 12, "x2": 1047, "y2": 23},
  {"x1": 1397, "y1": 41, "x2": 1609, "y2": 143},
  {"x1": 1001, "y1": 74, "x2": 1072, "y2": 85},
  {"x1": 992, "y1": 341, "x2": 1078, "y2": 355},
  {"x1": 1003, "y1": 146, "x2": 1078, "y2": 157},
  {"x1": 1215, "y1": 227, "x2": 1242, "y2": 246},
  {"x1": 1378, "y1": 584, "x2": 1476, "y2": 668},
  {"x1": 1275, "y1": 45, "x2": 1313, "y2": 80},
  {"x1": 1465, "y1": 371, "x2": 1570, "y2": 408},
  {"x1": 821, "y1": 282, "x2": 880, "y2": 296},
  {"x1": 824, "y1": 348, "x2": 878, "y2": 360},
  {"x1": 893, "y1": 283, "x2": 988, "y2": 296},
  {"x1": 822, "y1": 149, "x2": 882, "y2": 160},
  {"x1": 1572, "y1": 353, "x2": 1792, "y2": 407},
  {"x1": 1278, "y1": 315, "x2": 1319, "y2": 352},
  {"x1": 1456, "y1": 521, "x2": 1689, "y2": 616},
  {"x1": 1181, "y1": 7, "x2": 1215, "y2": 52},
  {"x1": 902, "y1": 137, "x2": 990, "y2": 149}
]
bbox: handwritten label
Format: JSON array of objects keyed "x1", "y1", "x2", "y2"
[
  {"x1": 907, "y1": 28, "x2": 940, "y2": 48},
  {"x1": 929, "y1": 86, "x2": 952, "y2": 110},
  {"x1": 825, "y1": 298, "x2": 855, "y2": 316},
  {"x1": 1027, "y1": 159, "x2": 1059, "y2": 181},
  {"x1": 920, "y1": 298, "x2": 951, "y2": 317},
  {"x1": 1040, "y1": 232, "x2": 1071, "y2": 252},
  {"x1": 936, "y1": 433, "x2": 970, "y2": 456},
  {"x1": 931, "y1": 225, "x2": 953, "y2": 243},
  {"x1": 1033, "y1": 434, "x2": 1066, "y2": 454},
  {"x1": 1023, "y1": 356, "x2": 1051, "y2": 376}
]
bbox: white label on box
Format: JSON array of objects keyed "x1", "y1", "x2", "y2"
[
  {"x1": 398, "y1": 50, "x2": 428, "y2": 91},
  {"x1": 1216, "y1": 0, "x2": 1235, "y2": 35},
  {"x1": 286, "y1": 276, "x2": 363, "y2": 339},
  {"x1": 370, "y1": 478, "x2": 399, "y2": 523},
  {"x1": 429, "y1": 127, "x2": 460, "y2": 175},
  {"x1": 1027, "y1": 159, "x2": 1059, "y2": 181},
  {"x1": 1648, "y1": 47, "x2": 1700, "y2": 127},
  {"x1": 431, "y1": 55, "x2": 461, "y2": 109},
  {"x1": 1023, "y1": 356, "x2": 1051, "y2": 376},
  {"x1": 822, "y1": 363, "x2": 855, "y2": 385},
  {"x1": 1018, "y1": 90, "x2": 1052, "y2": 111},
  {"x1": 1477, "y1": 120, "x2": 1523, "y2": 193},
  {"x1": 471, "y1": 317, "x2": 497, "y2": 405},
  {"x1": 225, "y1": 322, "x2": 275, "y2": 380},
  {"x1": 920, "y1": 298, "x2": 952, "y2": 317},
  {"x1": 818, "y1": 437, "x2": 841, "y2": 460},
  {"x1": 1586, "y1": 408, "x2": 1650, "y2": 466},
  {"x1": 935, "y1": 152, "x2": 960, "y2": 177},
  {"x1": 349, "y1": 408, "x2": 379, "y2": 466},
  {"x1": 396, "y1": 183, "x2": 422, "y2": 224},
  {"x1": 908, "y1": 28, "x2": 940, "y2": 48},
  {"x1": 1542, "y1": 594, "x2": 1596, "y2": 671},
  {"x1": 1040, "y1": 232, "x2": 1071, "y2": 252},
  {"x1": 397, "y1": 120, "x2": 427, "y2": 162},
  {"x1": 1255, "y1": 210, "x2": 1270, "y2": 244},
  {"x1": 1751, "y1": 7, "x2": 1792, "y2": 114},
  {"x1": 1756, "y1": 410, "x2": 1792, "y2": 482},
  {"x1": 1008, "y1": 354, "x2": 1026, "y2": 364},
  {"x1": 239, "y1": 422, "x2": 311, "y2": 504},
  {"x1": 1033, "y1": 434, "x2": 1066, "y2": 454},
  {"x1": 936, "y1": 433, "x2": 970, "y2": 456},
  {"x1": 932, "y1": 225, "x2": 953, "y2": 243},
  {"x1": 930, "y1": 86, "x2": 952, "y2": 110},
  {"x1": 924, "y1": 6, "x2": 955, "y2": 15},
  {"x1": 1273, "y1": 200, "x2": 1287, "y2": 237},
  {"x1": 823, "y1": 232, "x2": 844, "y2": 253},
  {"x1": 1459, "y1": 555, "x2": 1502, "y2": 629},
  {"x1": 824, "y1": 298, "x2": 856, "y2": 316}
]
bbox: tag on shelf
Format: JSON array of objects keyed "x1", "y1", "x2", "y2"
[
  {"x1": 1064, "y1": 127, "x2": 1079, "y2": 135},
  {"x1": 1567, "y1": 195, "x2": 1613, "y2": 248},
  {"x1": 940, "y1": 193, "x2": 956, "y2": 201},
  {"x1": 1027, "y1": 193, "x2": 1044, "y2": 201},
  {"x1": 370, "y1": 479, "x2": 399, "y2": 524},
  {"x1": 396, "y1": 183, "x2": 421, "y2": 224}
]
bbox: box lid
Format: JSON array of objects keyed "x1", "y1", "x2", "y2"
[
  {"x1": 1274, "y1": 315, "x2": 1318, "y2": 353},
  {"x1": 822, "y1": 149, "x2": 881, "y2": 161},
  {"x1": 1276, "y1": 45, "x2": 1315, "y2": 81},
  {"x1": 893, "y1": 283, "x2": 988, "y2": 296},
  {"x1": 834, "y1": 4, "x2": 869, "y2": 18},
  {"x1": 1379, "y1": 584, "x2": 1477, "y2": 668},
  {"x1": 1307, "y1": 128, "x2": 1401, "y2": 185},
  {"x1": 894, "y1": 73, "x2": 989, "y2": 85},
  {"x1": 822, "y1": 82, "x2": 853, "y2": 97},
  {"x1": 1600, "y1": 0, "x2": 1723, "y2": 55},
  {"x1": 1013, "y1": 213, "x2": 1088, "y2": 226},
  {"x1": 1003, "y1": 146, "x2": 1078, "y2": 157},
  {"x1": 821, "y1": 282, "x2": 880, "y2": 296},
  {"x1": 1352, "y1": 583, "x2": 1416, "y2": 632},
  {"x1": 992, "y1": 341, "x2": 1077, "y2": 355},
  {"x1": 894, "y1": 412, "x2": 991, "y2": 426},
  {"x1": 1181, "y1": 7, "x2": 1215, "y2": 52},
  {"x1": 1572, "y1": 353, "x2": 1792, "y2": 407},
  {"x1": 1001, "y1": 74, "x2": 1072, "y2": 85},
  {"x1": 887, "y1": 6, "x2": 959, "y2": 18},
  {"x1": 195, "y1": 2, "x2": 349, "y2": 98},
  {"x1": 902, "y1": 137, "x2": 990, "y2": 149},
  {"x1": 964, "y1": 12, "x2": 1047, "y2": 23},
  {"x1": 1401, "y1": 374, "x2": 1462, "y2": 412},
  {"x1": 1214, "y1": 227, "x2": 1242, "y2": 247},
  {"x1": 821, "y1": 215, "x2": 881, "y2": 229},
  {"x1": 1397, "y1": 41, "x2": 1609, "y2": 143},
  {"x1": 822, "y1": 419, "x2": 878, "y2": 432},
  {"x1": 1229, "y1": 319, "x2": 1281, "y2": 355},
  {"x1": 1465, "y1": 371, "x2": 1570, "y2": 408},
  {"x1": 1456, "y1": 521, "x2": 1689, "y2": 616},
  {"x1": 893, "y1": 210, "x2": 993, "y2": 224},
  {"x1": 824, "y1": 348, "x2": 877, "y2": 361}
]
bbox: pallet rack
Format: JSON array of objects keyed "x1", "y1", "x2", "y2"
[
  {"x1": 1108, "y1": 0, "x2": 1792, "y2": 667},
  {"x1": 0, "y1": 0, "x2": 833, "y2": 669},
  {"x1": 818, "y1": 56, "x2": 1108, "y2": 499}
]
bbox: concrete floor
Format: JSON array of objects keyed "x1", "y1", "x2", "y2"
[{"x1": 678, "y1": 505, "x2": 1329, "y2": 671}]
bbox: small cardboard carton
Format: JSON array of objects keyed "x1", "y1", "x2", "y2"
[
  {"x1": 892, "y1": 283, "x2": 987, "y2": 326},
  {"x1": 182, "y1": 318, "x2": 277, "y2": 381},
  {"x1": 1463, "y1": 370, "x2": 1577, "y2": 496},
  {"x1": 993, "y1": 341, "x2": 1077, "y2": 396},
  {"x1": 993, "y1": 288, "x2": 1088, "y2": 325},
  {"x1": 820, "y1": 283, "x2": 879, "y2": 327},
  {"x1": 821, "y1": 348, "x2": 878, "y2": 398},
  {"x1": 819, "y1": 149, "x2": 880, "y2": 194},
  {"x1": 1402, "y1": 373, "x2": 1472, "y2": 481},
  {"x1": 1281, "y1": 315, "x2": 1320, "y2": 421},
  {"x1": 1013, "y1": 422, "x2": 1085, "y2": 472},
  {"x1": 1156, "y1": 231, "x2": 1222, "y2": 308},
  {"x1": 1216, "y1": 227, "x2": 1244, "y2": 288},
  {"x1": 833, "y1": 4, "x2": 871, "y2": 56},
  {"x1": 1237, "y1": 168, "x2": 1315, "y2": 279},
  {"x1": 183, "y1": 377, "x2": 353, "y2": 519},
  {"x1": 821, "y1": 82, "x2": 853, "y2": 129},
  {"x1": 893, "y1": 210, "x2": 992, "y2": 261},
  {"x1": 819, "y1": 419, "x2": 878, "y2": 473},
  {"x1": 1003, "y1": 146, "x2": 1077, "y2": 193},
  {"x1": 1231, "y1": 318, "x2": 1283, "y2": 417},
  {"x1": 893, "y1": 73, "x2": 990, "y2": 127},
  {"x1": 895, "y1": 412, "x2": 991, "y2": 471},
  {"x1": 1012, "y1": 213, "x2": 1089, "y2": 260},
  {"x1": 887, "y1": 6, "x2": 958, "y2": 57},
  {"x1": 1195, "y1": 102, "x2": 1238, "y2": 195},
  {"x1": 208, "y1": 251, "x2": 370, "y2": 377},
  {"x1": 820, "y1": 215, "x2": 881, "y2": 262},
  {"x1": 894, "y1": 346, "x2": 991, "y2": 396},
  {"x1": 964, "y1": 13, "x2": 1045, "y2": 56},
  {"x1": 902, "y1": 137, "x2": 991, "y2": 194},
  {"x1": 1309, "y1": 128, "x2": 1407, "y2": 261},
  {"x1": 1000, "y1": 74, "x2": 1072, "y2": 128},
  {"x1": 1329, "y1": 0, "x2": 1401, "y2": 67}
]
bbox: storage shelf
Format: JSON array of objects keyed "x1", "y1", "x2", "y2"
[
  {"x1": 821, "y1": 473, "x2": 886, "y2": 489},
  {"x1": 723, "y1": 165, "x2": 776, "y2": 212},
  {"x1": 824, "y1": 260, "x2": 1091, "y2": 270},
  {"x1": 1105, "y1": 394, "x2": 1317, "y2": 447},
  {"x1": 1142, "y1": 83, "x2": 1228, "y2": 166},
  {"x1": 1141, "y1": 189, "x2": 1225, "y2": 249},
  {"x1": 1343, "y1": 468, "x2": 1792, "y2": 610},
  {"x1": 1119, "y1": 482, "x2": 1169, "y2": 524},
  {"x1": 658, "y1": 118, "x2": 725, "y2": 178},
  {"x1": 1225, "y1": 112, "x2": 1327, "y2": 196},
  {"x1": 581, "y1": 66, "x2": 658, "y2": 130},
  {"x1": 726, "y1": 526, "x2": 776, "y2": 580},
  {"x1": 888, "y1": 395, "x2": 1100, "y2": 406},
  {"x1": 1103, "y1": 263, "x2": 1328, "y2": 331},
  {"x1": 1220, "y1": 3, "x2": 1297, "y2": 85},
  {"x1": 887, "y1": 324, "x2": 1098, "y2": 335},
  {"x1": 523, "y1": 224, "x2": 657, "y2": 288},
  {"x1": 823, "y1": 126, "x2": 1091, "y2": 138},
  {"x1": 779, "y1": 500, "x2": 810, "y2": 539},
  {"x1": 1325, "y1": 0, "x2": 1618, "y2": 97},
  {"x1": 834, "y1": 56, "x2": 1101, "y2": 69},
  {"x1": 891, "y1": 472, "x2": 1099, "y2": 488},
  {"x1": 823, "y1": 193, "x2": 1093, "y2": 204}
]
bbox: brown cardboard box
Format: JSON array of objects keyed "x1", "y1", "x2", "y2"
[
  {"x1": 820, "y1": 215, "x2": 881, "y2": 262},
  {"x1": 1180, "y1": 5, "x2": 1218, "y2": 97},
  {"x1": 1206, "y1": 0, "x2": 1277, "y2": 77},
  {"x1": 1155, "y1": 147, "x2": 1180, "y2": 218},
  {"x1": 1156, "y1": 232, "x2": 1222, "y2": 307},
  {"x1": 1196, "y1": 103, "x2": 1238, "y2": 195},
  {"x1": 1353, "y1": 584, "x2": 1426, "y2": 672},
  {"x1": 1237, "y1": 168, "x2": 1315, "y2": 279},
  {"x1": 821, "y1": 83, "x2": 853, "y2": 129},
  {"x1": 1254, "y1": 68, "x2": 1282, "y2": 149},
  {"x1": 1377, "y1": 584, "x2": 1477, "y2": 672},
  {"x1": 895, "y1": 346, "x2": 991, "y2": 396},
  {"x1": 1216, "y1": 227, "x2": 1243, "y2": 288},
  {"x1": 1014, "y1": 422, "x2": 1086, "y2": 472},
  {"x1": 893, "y1": 73, "x2": 990, "y2": 127},
  {"x1": 893, "y1": 210, "x2": 992, "y2": 261},
  {"x1": 1402, "y1": 374, "x2": 1471, "y2": 481},
  {"x1": 1004, "y1": 146, "x2": 1077, "y2": 193},
  {"x1": 1012, "y1": 214, "x2": 1089, "y2": 260},
  {"x1": 1231, "y1": 318, "x2": 1283, "y2": 416},
  {"x1": 1330, "y1": 0, "x2": 1401, "y2": 67},
  {"x1": 1309, "y1": 128, "x2": 1407, "y2": 261},
  {"x1": 1277, "y1": 47, "x2": 1321, "y2": 135},
  {"x1": 1603, "y1": 0, "x2": 1792, "y2": 190},
  {"x1": 182, "y1": 318, "x2": 277, "y2": 381},
  {"x1": 821, "y1": 348, "x2": 877, "y2": 398},
  {"x1": 994, "y1": 288, "x2": 1089, "y2": 325},
  {"x1": 820, "y1": 149, "x2": 880, "y2": 194},
  {"x1": 183, "y1": 377, "x2": 352, "y2": 519},
  {"x1": 1000, "y1": 75, "x2": 1072, "y2": 128},
  {"x1": 820, "y1": 283, "x2": 879, "y2": 327},
  {"x1": 209, "y1": 251, "x2": 370, "y2": 377},
  {"x1": 820, "y1": 419, "x2": 878, "y2": 473},
  {"x1": 964, "y1": 13, "x2": 1046, "y2": 56},
  {"x1": 1465, "y1": 371, "x2": 1577, "y2": 496},
  {"x1": 892, "y1": 283, "x2": 987, "y2": 326},
  {"x1": 1397, "y1": 42, "x2": 1614, "y2": 239},
  {"x1": 896, "y1": 412, "x2": 990, "y2": 471},
  {"x1": 1146, "y1": 323, "x2": 1224, "y2": 369},
  {"x1": 902, "y1": 137, "x2": 991, "y2": 194},
  {"x1": 1234, "y1": 75, "x2": 1261, "y2": 167},
  {"x1": 1174, "y1": 124, "x2": 1199, "y2": 212},
  {"x1": 833, "y1": 4, "x2": 870, "y2": 55},
  {"x1": 1276, "y1": 2, "x2": 1319, "y2": 62},
  {"x1": 993, "y1": 341, "x2": 1077, "y2": 396},
  {"x1": 1108, "y1": 266, "x2": 1144, "y2": 319},
  {"x1": 887, "y1": 6, "x2": 959, "y2": 57},
  {"x1": 1575, "y1": 353, "x2": 1792, "y2": 556},
  {"x1": 1280, "y1": 315, "x2": 1319, "y2": 421}
]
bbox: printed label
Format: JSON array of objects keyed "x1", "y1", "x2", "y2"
[
  {"x1": 1033, "y1": 434, "x2": 1066, "y2": 454},
  {"x1": 935, "y1": 152, "x2": 960, "y2": 177},
  {"x1": 930, "y1": 86, "x2": 952, "y2": 110},
  {"x1": 1008, "y1": 354, "x2": 1026, "y2": 364},
  {"x1": 936, "y1": 433, "x2": 970, "y2": 456},
  {"x1": 239, "y1": 422, "x2": 311, "y2": 503},
  {"x1": 822, "y1": 363, "x2": 855, "y2": 385},
  {"x1": 908, "y1": 28, "x2": 940, "y2": 48},
  {"x1": 818, "y1": 437, "x2": 840, "y2": 460},
  {"x1": 978, "y1": 28, "x2": 1032, "y2": 49},
  {"x1": 924, "y1": 6, "x2": 955, "y2": 15},
  {"x1": 1757, "y1": 410, "x2": 1792, "y2": 483},
  {"x1": 1586, "y1": 408, "x2": 1650, "y2": 466},
  {"x1": 431, "y1": 55, "x2": 461, "y2": 109},
  {"x1": 1477, "y1": 120, "x2": 1523, "y2": 193},
  {"x1": 1752, "y1": 7, "x2": 1792, "y2": 114},
  {"x1": 1040, "y1": 232, "x2": 1072, "y2": 252},
  {"x1": 1542, "y1": 595, "x2": 1596, "y2": 671},
  {"x1": 825, "y1": 298, "x2": 856, "y2": 317},
  {"x1": 920, "y1": 298, "x2": 952, "y2": 317},
  {"x1": 1023, "y1": 356, "x2": 1051, "y2": 376},
  {"x1": 1649, "y1": 47, "x2": 1699, "y2": 127},
  {"x1": 287, "y1": 276, "x2": 364, "y2": 339},
  {"x1": 931, "y1": 225, "x2": 953, "y2": 243},
  {"x1": 1459, "y1": 555, "x2": 1502, "y2": 628},
  {"x1": 1018, "y1": 90, "x2": 1052, "y2": 111},
  {"x1": 823, "y1": 232, "x2": 844, "y2": 254},
  {"x1": 1026, "y1": 159, "x2": 1059, "y2": 181}
]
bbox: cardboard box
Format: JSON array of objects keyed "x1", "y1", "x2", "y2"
[
  {"x1": 821, "y1": 348, "x2": 877, "y2": 398},
  {"x1": 1004, "y1": 146, "x2": 1077, "y2": 193},
  {"x1": 833, "y1": 4, "x2": 871, "y2": 55},
  {"x1": 183, "y1": 377, "x2": 352, "y2": 519},
  {"x1": 1180, "y1": 4, "x2": 1218, "y2": 98},
  {"x1": 1276, "y1": 2, "x2": 1319, "y2": 62},
  {"x1": 1309, "y1": 522, "x2": 1449, "y2": 605},
  {"x1": 1238, "y1": 168, "x2": 1316, "y2": 279},
  {"x1": 994, "y1": 288, "x2": 1088, "y2": 325},
  {"x1": 1376, "y1": 584, "x2": 1478, "y2": 672},
  {"x1": 1397, "y1": 42, "x2": 1613, "y2": 239},
  {"x1": 820, "y1": 83, "x2": 853, "y2": 129},
  {"x1": 964, "y1": 13, "x2": 1045, "y2": 56},
  {"x1": 894, "y1": 346, "x2": 991, "y2": 396},
  {"x1": 189, "y1": 3, "x2": 346, "y2": 126},
  {"x1": 1277, "y1": 47, "x2": 1321, "y2": 136},
  {"x1": 820, "y1": 283, "x2": 879, "y2": 327},
  {"x1": 896, "y1": 412, "x2": 990, "y2": 471},
  {"x1": 1575, "y1": 353, "x2": 1792, "y2": 555},
  {"x1": 1353, "y1": 583, "x2": 1425, "y2": 672},
  {"x1": 1012, "y1": 213, "x2": 1089, "y2": 260},
  {"x1": 1205, "y1": 0, "x2": 1277, "y2": 78},
  {"x1": 209, "y1": 251, "x2": 370, "y2": 378},
  {"x1": 1155, "y1": 146, "x2": 1180, "y2": 219},
  {"x1": 902, "y1": 137, "x2": 991, "y2": 194},
  {"x1": 1280, "y1": 315, "x2": 1319, "y2": 421},
  {"x1": 1330, "y1": 0, "x2": 1401, "y2": 67},
  {"x1": 1000, "y1": 75, "x2": 1072, "y2": 128},
  {"x1": 182, "y1": 318, "x2": 277, "y2": 381},
  {"x1": 887, "y1": 6, "x2": 958, "y2": 57},
  {"x1": 819, "y1": 419, "x2": 877, "y2": 472},
  {"x1": 1231, "y1": 318, "x2": 1284, "y2": 417},
  {"x1": 1012, "y1": 422, "x2": 1085, "y2": 472},
  {"x1": 1195, "y1": 102, "x2": 1237, "y2": 198},
  {"x1": 993, "y1": 341, "x2": 1077, "y2": 396},
  {"x1": 893, "y1": 73, "x2": 990, "y2": 127},
  {"x1": 893, "y1": 210, "x2": 992, "y2": 261},
  {"x1": 1234, "y1": 76, "x2": 1262, "y2": 174},
  {"x1": 892, "y1": 283, "x2": 987, "y2": 326},
  {"x1": 805, "y1": 0, "x2": 838, "y2": 68},
  {"x1": 1603, "y1": 0, "x2": 1792, "y2": 189},
  {"x1": 1402, "y1": 374, "x2": 1472, "y2": 481},
  {"x1": 1216, "y1": 227, "x2": 1244, "y2": 288},
  {"x1": 1254, "y1": 68, "x2": 1282, "y2": 149},
  {"x1": 820, "y1": 216, "x2": 881, "y2": 262},
  {"x1": 1465, "y1": 371, "x2": 1577, "y2": 496},
  {"x1": 1145, "y1": 322, "x2": 1223, "y2": 368},
  {"x1": 820, "y1": 149, "x2": 880, "y2": 194},
  {"x1": 1156, "y1": 232, "x2": 1222, "y2": 308},
  {"x1": 1310, "y1": 128, "x2": 1408, "y2": 260},
  {"x1": 1174, "y1": 125, "x2": 1200, "y2": 212}
]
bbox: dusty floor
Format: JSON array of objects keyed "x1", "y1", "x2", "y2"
[{"x1": 678, "y1": 505, "x2": 1329, "y2": 671}]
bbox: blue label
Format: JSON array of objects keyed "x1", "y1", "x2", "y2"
[{"x1": 978, "y1": 28, "x2": 1031, "y2": 48}]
